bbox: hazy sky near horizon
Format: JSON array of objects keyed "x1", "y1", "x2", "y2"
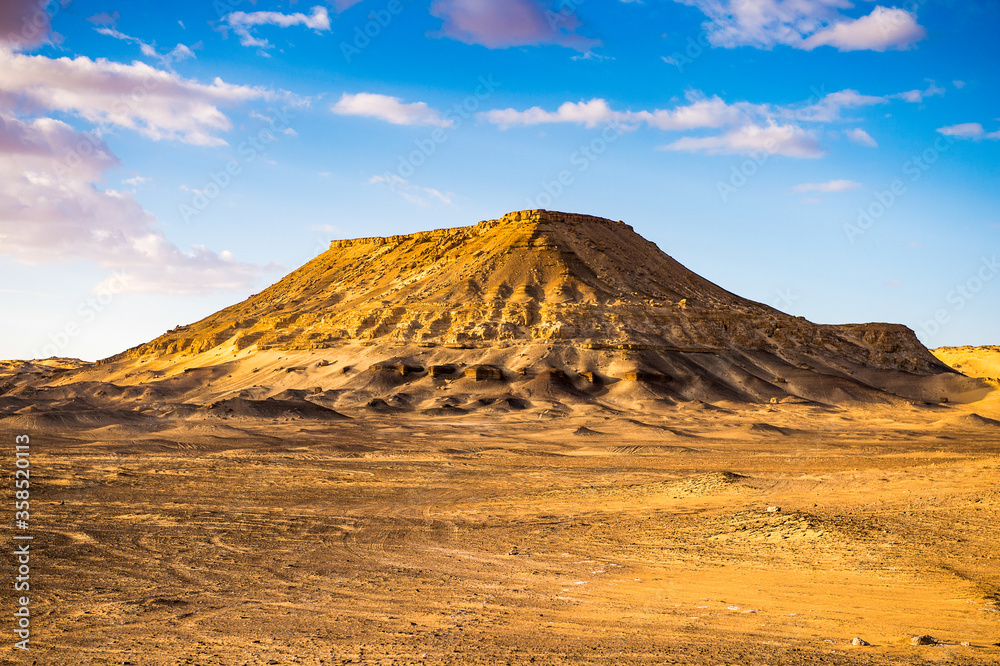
[{"x1": 0, "y1": 0, "x2": 996, "y2": 361}]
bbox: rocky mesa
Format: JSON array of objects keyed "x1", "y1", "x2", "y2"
[{"x1": 8, "y1": 210, "x2": 990, "y2": 414}]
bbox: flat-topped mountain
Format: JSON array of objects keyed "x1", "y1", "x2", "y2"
[
  {"x1": 111, "y1": 210, "x2": 941, "y2": 367},
  {"x1": 8, "y1": 210, "x2": 991, "y2": 412}
]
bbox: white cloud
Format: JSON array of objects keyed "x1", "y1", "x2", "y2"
[
  {"x1": 845, "y1": 128, "x2": 877, "y2": 147},
  {"x1": 937, "y1": 123, "x2": 982, "y2": 138},
  {"x1": 0, "y1": 47, "x2": 273, "y2": 146},
  {"x1": 369, "y1": 174, "x2": 454, "y2": 206},
  {"x1": 793, "y1": 179, "x2": 861, "y2": 193},
  {"x1": 0, "y1": 111, "x2": 268, "y2": 294},
  {"x1": 224, "y1": 6, "x2": 331, "y2": 49},
  {"x1": 802, "y1": 6, "x2": 925, "y2": 51},
  {"x1": 634, "y1": 96, "x2": 746, "y2": 130},
  {"x1": 953, "y1": 80, "x2": 966, "y2": 89},
  {"x1": 478, "y1": 85, "x2": 937, "y2": 158},
  {"x1": 227, "y1": 6, "x2": 331, "y2": 30},
  {"x1": 482, "y1": 99, "x2": 618, "y2": 129},
  {"x1": 483, "y1": 88, "x2": 904, "y2": 133},
  {"x1": 893, "y1": 81, "x2": 945, "y2": 103},
  {"x1": 784, "y1": 85, "x2": 943, "y2": 123},
  {"x1": 675, "y1": 0, "x2": 846, "y2": 49},
  {"x1": 662, "y1": 121, "x2": 824, "y2": 158},
  {"x1": 95, "y1": 27, "x2": 197, "y2": 67},
  {"x1": 332, "y1": 93, "x2": 454, "y2": 128},
  {"x1": 677, "y1": 1, "x2": 925, "y2": 51},
  {"x1": 481, "y1": 95, "x2": 744, "y2": 130},
  {"x1": 936, "y1": 122, "x2": 1000, "y2": 140},
  {"x1": 790, "y1": 89, "x2": 887, "y2": 123}
]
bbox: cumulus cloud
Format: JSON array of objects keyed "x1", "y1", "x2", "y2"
[
  {"x1": 661, "y1": 121, "x2": 824, "y2": 158},
  {"x1": 0, "y1": 48, "x2": 273, "y2": 146},
  {"x1": 676, "y1": 1, "x2": 925, "y2": 51},
  {"x1": 430, "y1": 0, "x2": 599, "y2": 51},
  {"x1": 936, "y1": 123, "x2": 1000, "y2": 140},
  {"x1": 793, "y1": 179, "x2": 861, "y2": 193},
  {"x1": 332, "y1": 93, "x2": 455, "y2": 127},
  {"x1": 802, "y1": 6, "x2": 925, "y2": 51},
  {"x1": 369, "y1": 174, "x2": 454, "y2": 206},
  {"x1": 0, "y1": 111, "x2": 268, "y2": 294},
  {"x1": 845, "y1": 128, "x2": 877, "y2": 147},
  {"x1": 224, "y1": 6, "x2": 331, "y2": 49}
]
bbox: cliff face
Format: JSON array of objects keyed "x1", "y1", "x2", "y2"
[{"x1": 105, "y1": 210, "x2": 946, "y2": 374}]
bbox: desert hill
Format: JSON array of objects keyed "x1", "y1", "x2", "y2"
[
  {"x1": 3, "y1": 210, "x2": 992, "y2": 413},
  {"x1": 933, "y1": 346, "x2": 1000, "y2": 382},
  {"x1": 106, "y1": 210, "x2": 952, "y2": 365}
]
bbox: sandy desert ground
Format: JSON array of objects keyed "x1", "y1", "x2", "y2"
[{"x1": 2, "y1": 348, "x2": 998, "y2": 665}]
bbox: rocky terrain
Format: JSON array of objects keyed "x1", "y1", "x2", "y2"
[{"x1": 1, "y1": 211, "x2": 997, "y2": 665}]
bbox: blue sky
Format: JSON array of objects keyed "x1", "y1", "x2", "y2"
[{"x1": 0, "y1": 0, "x2": 996, "y2": 361}]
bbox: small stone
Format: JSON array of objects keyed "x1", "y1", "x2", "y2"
[
  {"x1": 961, "y1": 641, "x2": 971, "y2": 647},
  {"x1": 852, "y1": 637, "x2": 871, "y2": 646},
  {"x1": 911, "y1": 634, "x2": 937, "y2": 645},
  {"x1": 506, "y1": 547, "x2": 519, "y2": 556},
  {"x1": 766, "y1": 506, "x2": 781, "y2": 513}
]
